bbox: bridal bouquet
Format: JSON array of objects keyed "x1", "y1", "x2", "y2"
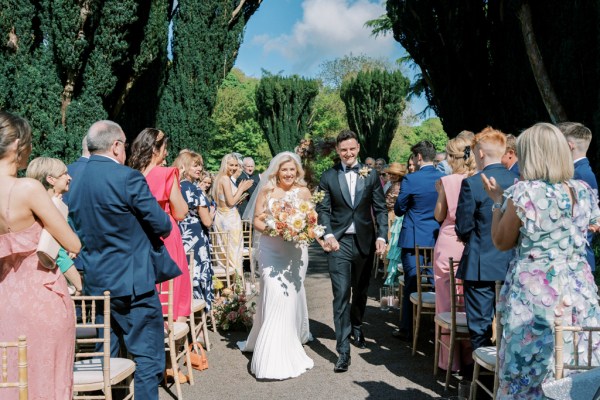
[{"x1": 264, "y1": 189, "x2": 326, "y2": 248}]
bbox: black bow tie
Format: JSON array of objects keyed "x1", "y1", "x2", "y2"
[{"x1": 345, "y1": 165, "x2": 360, "y2": 174}]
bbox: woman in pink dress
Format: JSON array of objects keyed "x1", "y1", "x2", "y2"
[
  {"x1": 433, "y1": 136, "x2": 476, "y2": 373},
  {"x1": 0, "y1": 111, "x2": 81, "y2": 399},
  {"x1": 129, "y1": 128, "x2": 191, "y2": 322}
]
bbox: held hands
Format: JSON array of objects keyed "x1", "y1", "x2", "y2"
[
  {"x1": 375, "y1": 239, "x2": 386, "y2": 257},
  {"x1": 481, "y1": 173, "x2": 503, "y2": 203},
  {"x1": 322, "y1": 236, "x2": 340, "y2": 252}
]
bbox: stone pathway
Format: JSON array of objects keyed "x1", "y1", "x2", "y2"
[{"x1": 160, "y1": 244, "x2": 459, "y2": 400}]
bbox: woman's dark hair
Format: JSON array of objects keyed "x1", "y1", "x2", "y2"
[{"x1": 128, "y1": 128, "x2": 168, "y2": 171}]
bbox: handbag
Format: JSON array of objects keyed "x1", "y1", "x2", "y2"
[
  {"x1": 37, "y1": 197, "x2": 69, "y2": 269},
  {"x1": 150, "y1": 239, "x2": 182, "y2": 284},
  {"x1": 188, "y1": 343, "x2": 208, "y2": 371}
]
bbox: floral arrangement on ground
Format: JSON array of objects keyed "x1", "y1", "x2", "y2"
[{"x1": 213, "y1": 279, "x2": 257, "y2": 331}]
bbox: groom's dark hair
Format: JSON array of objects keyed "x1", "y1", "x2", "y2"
[
  {"x1": 336, "y1": 129, "x2": 359, "y2": 145},
  {"x1": 410, "y1": 140, "x2": 437, "y2": 162}
]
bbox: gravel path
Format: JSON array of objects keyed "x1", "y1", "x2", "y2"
[{"x1": 160, "y1": 244, "x2": 458, "y2": 400}]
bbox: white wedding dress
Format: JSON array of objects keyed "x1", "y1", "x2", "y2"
[{"x1": 238, "y1": 194, "x2": 314, "y2": 380}]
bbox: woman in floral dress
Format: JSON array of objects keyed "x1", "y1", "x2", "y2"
[
  {"x1": 482, "y1": 123, "x2": 600, "y2": 399},
  {"x1": 174, "y1": 151, "x2": 215, "y2": 310}
]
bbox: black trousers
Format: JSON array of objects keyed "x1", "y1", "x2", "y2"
[{"x1": 327, "y1": 234, "x2": 374, "y2": 355}]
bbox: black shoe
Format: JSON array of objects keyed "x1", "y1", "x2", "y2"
[
  {"x1": 392, "y1": 328, "x2": 412, "y2": 342},
  {"x1": 334, "y1": 354, "x2": 351, "y2": 372},
  {"x1": 352, "y1": 327, "x2": 367, "y2": 349}
]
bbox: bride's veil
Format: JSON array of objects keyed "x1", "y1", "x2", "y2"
[{"x1": 241, "y1": 152, "x2": 303, "y2": 255}]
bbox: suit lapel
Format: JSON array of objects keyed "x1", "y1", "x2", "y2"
[
  {"x1": 336, "y1": 166, "x2": 353, "y2": 208},
  {"x1": 353, "y1": 164, "x2": 365, "y2": 209}
]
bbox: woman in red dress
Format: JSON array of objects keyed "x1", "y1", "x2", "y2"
[{"x1": 129, "y1": 128, "x2": 191, "y2": 322}]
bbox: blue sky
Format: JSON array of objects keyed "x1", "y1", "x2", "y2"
[{"x1": 234, "y1": 0, "x2": 431, "y2": 117}]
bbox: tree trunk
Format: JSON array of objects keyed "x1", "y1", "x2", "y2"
[{"x1": 517, "y1": 2, "x2": 568, "y2": 123}]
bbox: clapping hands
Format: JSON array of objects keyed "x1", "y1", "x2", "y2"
[{"x1": 481, "y1": 173, "x2": 503, "y2": 203}]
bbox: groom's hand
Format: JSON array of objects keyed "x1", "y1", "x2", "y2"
[
  {"x1": 325, "y1": 236, "x2": 340, "y2": 252},
  {"x1": 375, "y1": 239, "x2": 386, "y2": 256}
]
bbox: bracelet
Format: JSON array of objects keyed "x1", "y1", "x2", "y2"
[{"x1": 492, "y1": 202, "x2": 503, "y2": 212}]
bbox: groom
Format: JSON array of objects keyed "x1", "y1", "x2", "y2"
[{"x1": 317, "y1": 129, "x2": 388, "y2": 372}]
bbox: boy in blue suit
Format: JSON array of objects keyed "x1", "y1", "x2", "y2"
[
  {"x1": 393, "y1": 140, "x2": 444, "y2": 340},
  {"x1": 456, "y1": 128, "x2": 518, "y2": 351},
  {"x1": 558, "y1": 122, "x2": 598, "y2": 271}
]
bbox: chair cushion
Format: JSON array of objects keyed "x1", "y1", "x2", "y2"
[
  {"x1": 73, "y1": 357, "x2": 135, "y2": 386},
  {"x1": 435, "y1": 311, "x2": 468, "y2": 330},
  {"x1": 192, "y1": 298, "x2": 207, "y2": 313},
  {"x1": 165, "y1": 322, "x2": 189, "y2": 341},
  {"x1": 76, "y1": 327, "x2": 97, "y2": 339},
  {"x1": 410, "y1": 291, "x2": 436, "y2": 305},
  {"x1": 473, "y1": 346, "x2": 497, "y2": 369}
]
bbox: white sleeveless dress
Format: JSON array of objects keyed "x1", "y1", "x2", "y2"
[{"x1": 238, "y1": 192, "x2": 314, "y2": 379}]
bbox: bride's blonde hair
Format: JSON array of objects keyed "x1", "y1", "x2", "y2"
[{"x1": 264, "y1": 152, "x2": 306, "y2": 191}]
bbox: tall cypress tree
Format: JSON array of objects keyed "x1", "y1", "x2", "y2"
[
  {"x1": 255, "y1": 75, "x2": 319, "y2": 155},
  {"x1": 340, "y1": 69, "x2": 409, "y2": 160},
  {"x1": 156, "y1": 0, "x2": 262, "y2": 155}
]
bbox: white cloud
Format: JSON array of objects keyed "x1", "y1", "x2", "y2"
[{"x1": 252, "y1": 0, "x2": 398, "y2": 75}]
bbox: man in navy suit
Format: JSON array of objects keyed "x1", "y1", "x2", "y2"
[
  {"x1": 501, "y1": 133, "x2": 519, "y2": 176},
  {"x1": 558, "y1": 122, "x2": 598, "y2": 271},
  {"x1": 69, "y1": 120, "x2": 172, "y2": 400},
  {"x1": 456, "y1": 128, "x2": 518, "y2": 351},
  {"x1": 62, "y1": 134, "x2": 89, "y2": 205},
  {"x1": 317, "y1": 130, "x2": 388, "y2": 372},
  {"x1": 393, "y1": 140, "x2": 444, "y2": 340}
]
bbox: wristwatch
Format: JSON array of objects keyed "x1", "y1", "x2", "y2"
[{"x1": 492, "y1": 202, "x2": 503, "y2": 212}]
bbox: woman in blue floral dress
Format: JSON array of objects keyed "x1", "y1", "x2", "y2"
[
  {"x1": 482, "y1": 123, "x2": 600, "y2": 399},
  {"x1": 174, "y1": 151, "x2": 215, "y2": 310}
]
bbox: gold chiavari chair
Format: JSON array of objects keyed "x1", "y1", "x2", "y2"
[
  {"x1": 0, "y1": 335, "x2": 27, "y2": 400},
  {"x1": 411, "y1": 245, "x2": 436, "y2": 356},
  {"x1": 187, "y1": 252, "x2": 211, "y2": 352},
  {"x1": 210, "y1": 230, "x2": 237, "y2": 288}
]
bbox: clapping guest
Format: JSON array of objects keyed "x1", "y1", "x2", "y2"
[
  {"x1": 455, "y1": 127, "x2": 517, "y2": 353},
  {"x1": 500, "y1": 133, "x2": 519, "y2": 175},
  {"x1": 26, "y1": 157, "x2": 82, "y2": 294},
  {"x1": 173, "y1": 151, "x2": 215, "y2": 311},
  {"x1": 212, "y1": 153, "x2": 253, "y2": 277},
  {"x1": 432, "y1": 137, "x2": 476, "y2": 374},
  {"x1": 129, "y1": 128, "x2": 191, "y2": 322},
  {"x1": 0, "y1": 111, "x2": 81, "y2": 399},
  {"x1": 482, "y1": 123, "x2": 600, "y2": 398},
  {"x1": 236, "y1": 156, "x2": 260, "y2": 216}
]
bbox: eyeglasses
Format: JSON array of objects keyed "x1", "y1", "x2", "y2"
[{"x1": 116, "y1": 139, "x2": 129, "y2": 150}]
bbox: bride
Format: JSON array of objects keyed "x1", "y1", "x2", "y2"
[{"x1": 237, "y1": 152, "x2": 314, "y2": 380}]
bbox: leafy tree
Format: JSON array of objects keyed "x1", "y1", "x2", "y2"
[
  {"x1": 255, "y1": 75, "x2": 319, "y2": 155},
  {"x1": 318, "y1": 53, "x2": 393, "y2": 89},
  {"x1": 389, "y1": 118, "x2": 448, "y2": 163},
  {"x1": 208, "y1": 68, "x2": 271, "y2": 171},
  {"x1": 340, "y1": 69, "x2": 410, "y2": 160},
  {"x1": 0, "y1": 0, "x2": 261, "y2": 163}
]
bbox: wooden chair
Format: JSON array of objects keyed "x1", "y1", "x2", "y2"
[
  {"x1": 411, "y1": 245, "x2": 436, "y2": 356},
  {"x1": 434, "y1": 257, "x2": 470, "y2": 389},
  {"x1": 209, "y1": 230, "x2": 237, "y2": 288},
  {"x1": 72, "y1": 291, "x2": 135, "y2": 400},
  {"x1": 554, "y1": 317, "x2": 600, "y2": 379},
  {"x1": 0, "y1": 335, "x2": 27, "y2": 400},
  {"x1": 187, "y1": 252, "x2": 211, "y2": 352},
  {"x1": 159, "y1": 279, "x2": 194, "y2": 399},
  {"x1": 470, "y1": 281, "x2": 502, "y2": 400},
  {"x1": 241, "y1": 219, "x2": 256, "y2": 283}
]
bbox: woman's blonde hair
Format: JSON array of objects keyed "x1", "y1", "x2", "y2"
[
  {"x1": 172, "y1": 151, "x2": 203, "y2": 181},
  {"x1": 446, "y1": 136, "x2": 476, "y2": 176},
  {"x1": 264, "y1": 152, "x2": 306, "y2": 190},
  {"x1": 26, "y1": 157, "x2": 67, "y2": 189},
  {"x1": 517, "y1": 123, "x2": 573, "y2": 183},
  {"x1": 212, "y1": 153, "x2": 238, "y2": 200}
]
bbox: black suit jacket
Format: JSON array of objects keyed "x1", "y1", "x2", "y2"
[{"x1": 316, "y1": 163, "x2": 387, "y2": 254}]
